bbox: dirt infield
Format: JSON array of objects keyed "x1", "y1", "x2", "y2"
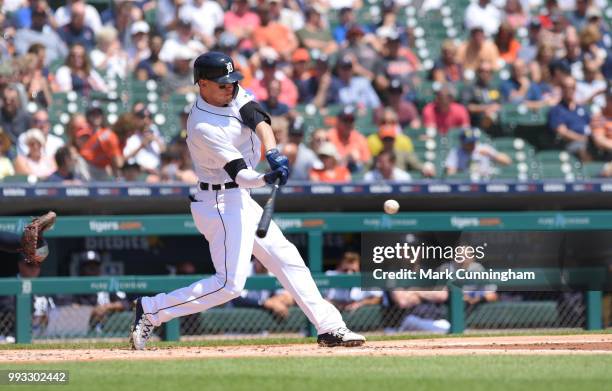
[{"x1": 2, "y1": 334, "x2": 612, "y2": 363}]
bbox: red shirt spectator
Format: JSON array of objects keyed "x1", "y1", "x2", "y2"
[{"x1": 422, "y1": 86, "x2": 470, "y2": 134}]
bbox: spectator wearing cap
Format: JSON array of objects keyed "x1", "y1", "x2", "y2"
[
  {"x1": 518, "y1": 19, "x2": 545, "y2": 63},
  {"x1": 80, "y1": 112, "x2": 141, "y2": 180},
  {"x1": 373, "y1": 80, "x2": 420, "y2": 129},
  {"x1": 374, "y1": 30, "x2": 421, "y2": 91},
  {"x1": 500, "y1": 59, "x2": 545, "y2": 108},
  {"x1": 309, "y1": 142, "x2": 351, "y2": 183},
  {"x1": 54, "y1": 0, "x2": 102, "y2": 34},
  {"x1": 291, "y1": 48, "x2": 311, "y2": 102},
  {"x1": 494, "y1": 22, "x2": 521, "y2": 64},
  {"x1": 327, "y1": 106, "x2": 372, "y2": 172},
  {"x1": 252, "y1": 4, "x2": 298, "y2": 62},
  {"x1": 0, "y1": 85, "x2": 30, "y2": 145},
  {"x1": 251, "y1": 57, "x2": 298, "y2": 108},
  {"x1": 58, "y1": 1, "x2": 96, "y2": 51},
  {"x1": 296, "y1": 6, "x2": 337, "y2": 55},
  {"x1": 159, "y1": 18, "x2": 205, "y2": 64},
  {"x1": 280, "y1": 118, "x2": 320, "y2": 181},
  {"x1": 339, "y1": 24, "x2": 379, "y2": 81},
  {"x1": 161, "y1": 46, "x2": 198, "y2": 95},
  {"x1": 13, "y1": 128, "x2": 56, "y2": 179},
  {"x1": 14, "y1": 3, "x2": 67, "y2": 67},
  {"x1": 126, "y1": 21, "x2": 151, "y2": 72},
  {"x1": 135, "y1": 34, "x2": 168, "y2": 81},
  {"x1": 336, "y1": 55, "x2": 381, "y2": 109},
  {"x1": 430, "y1": 40, "x2": 463, "y2": 84},
  {"x1": 422, "y1": 85, "x2": 470, "y2": 135},
  {"x1": 46, "y1": 145, "x2": 84, "y2": 183},
  {"x1": 224, "y1": 0, "x2": 260, "y2": 50},
  {"x1": 54, "y1": 44, "x2": 108, "y2": 95},
  {"x1": 548, "y1": 76, "x2": 591, "y2": 158},
  {"x1": 90, "y1": 26, "x2": 128, "y2": 80},
  {"x1": 503, "y1": 0, "x2": 527, "y2": 31},
  {"x1": 368, "y1": 108, "x2": 432, "y2": 176},
  {"x1": 178, "y1": 0, "x2": 224, "y2": 48},
  {"x1": 588, "y1": 86, "x2": 612, "y2": 162},
  {"x1": 364, "y1": 151, "x2": 412, "y2": 182},
  {"x1": 575, "y1": 59, "x2": 607, "y2": 109},
  {"x1": 0, "y1": 128, "x2": 14, "y2": 179},
  {"x1": 585, "y1": 7, "x2": 611, "y2": 52},
  {"x1": 456, "y1": 25, "x2": 501, "y2": 71},
  {"x1": 18, "y1": 109, "x2": 64, "y2": 159},
  {"x1": 445, "y1": 128, "x2": 511, "y2": 178},
  {"x1": 464, "y1": 0, "x2": 501, "y2": 37},
  {"x1": 462, "y1": 61, "x2": 502, "y2": 131},
  {"x1": 64, "y1": 113, "x2": 92, "y2": 181}
]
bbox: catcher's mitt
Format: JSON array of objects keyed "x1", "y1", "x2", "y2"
[{"x1": 21, "y1": 211, "x2": 56, "y2": 264}]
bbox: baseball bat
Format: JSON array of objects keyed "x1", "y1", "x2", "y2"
[{"x1": 256, "y1": 178, "x2": 281, "y2": 238}]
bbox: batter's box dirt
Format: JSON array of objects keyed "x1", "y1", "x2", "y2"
[{"x1": 2, "y1": 334, "x2": 612, "y2": 363}]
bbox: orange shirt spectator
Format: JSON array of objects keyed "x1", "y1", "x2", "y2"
[
  {"x1": 495, "y1": 22, "x2": 521, "y2": 63},
  {"x1": 252, "y1": 4, "x2": 298, "y2": 61},
  {"x1": 327, "y1": 106, "x2": 372, "y2": 169},
  {"x1": 309, "y1": 142, "x2": 351, "y2": 183},
  {"x1": 422, "y1": 86, "x2": 471, "y2": 135},
  {"x1": 457, "y1": 26, "x2": 501, "y2": 71}
]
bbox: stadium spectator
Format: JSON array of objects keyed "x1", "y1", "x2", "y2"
[
  {"x1": 54, "y1": 43, "x2": 108, "y2": 95},
  {"x1": 298, "y1": 53, "x2": 342, "y2": 108},
  {"x1": 268, "y1": 0, "x2": 304, "y2": 34},
  {"x1": 112, "y1": 1, "x2": 142, "y2": 50},
  {"x1": 503, "y1": 0, "x2": 527, "y2": 31},
  {"x1": 445, "y1": 128, "x2": 511, "y2": 178},
  {"x1": 159, "y1": 18, "x2": 205, "y2": 64},
  {"x1": 65, "y1": 113, "x2": 92, "y2": 181},
  {"x1": 566, "y1": 0, "x2": 590, "y2": 31},
  {"x1": 579, "y1": 24, "x2": 607, "y2": 71},
  {"x1": 0, "y1": 128, "x2": 15, "y2": 179},
  {"x1": 324, "y1": 252, "x2": 383, "y2": 312},
  {"x1": 518, "y1": 19, "x2": 545, "y2": 63},
  {"x1": 46, "y1": 145, "x2": 83, "y2": 183},
  {"x1": 501, "y1": 59, "x2": 545, "y2": 108},
  {"x1": 161, "y1": 46, "x2": 197, "y2": 95},
  {"x1": 123, "y1": 104, "x2": 165, "y2": 175},
  {"x1": 282, "y1": 118, "x2": 320, "y2": 181},
  {"x1": 80, "y1": 112, "x2": 140, "y2": 180},
  {"x1": 575, "y1": 59, "x2": 607, "y2": 109},
  {"x1": 373, "y1": 79, "x2": 420, "y2": 129},
  {"x1": 336, "y1": 54, "x2": 380, "y2": 109},
  {"x1": 54, "y1": 0, "x2": 102, "y2": 34},
  {"x1": 12, "y1": 0, "x2": 58, "y2": 30},
  {"x1": 587, "y1": 86, "x2": 612, "y2": 161},
  {"x1": 309, "y1": 128, "x2": 329, "y2": 154},
  {"x1": 58, "y1": 1, "x2": 96, "y2": 51},
  {"x1": 494, "y1": 22, "x2": 521, "y2": 64},
  {"x1": 462, "y1": 61, "x2": 502, "y2": 131},
  {"x1": 464, "y1": 0, "x2": 501, "y2": 37},
  {"x1": 223, "y1": 0, "x2": 260, "y2": 50},
  {"x1": 13, "y1": 128, "x2": 56, "y2": 179},
  {"x1": 364, "y1": 151, "x2": 412, "y2": 182},
  {"x1": 13, "y1": 3, "x2": 67, "y2": 66},
  {"x1": 251, "y1": 57, "x2": 298, "y2": 108},
  {"x1": 561, "y1": 29, "x2": 584, "y2": 80},
  {"x1": 332, "y1": 7, "x2": 359, "y2": 44},
  {"x1": 19, "y1": 49, "x2": 52, "y2": 107},
  {"x1": 290, "y1": 48, "x2": 312, "y2": 103},
  {"x1": 135, "y1": 34, "x2": 168, "y2": 81},
  {"x1": 17, "y1": 109, "x2": 63, "y2": 159},
  {"x1": 457, "y1": 25, "x2": 501, "y2": 72},
  {"x1": 422, "y1": 85, "x2": 470, "y2": 135},
  {"x1": 339, "y1": 24, "x2": 379, "y2": 81},
  {"x1": 309, "y1": 142, "x2": 351, "y2": 183},
  {"x1": 126, "y1": 21, "x2": 151, "y2": 72},
  {"x1": 252, "y1": 3, "x2": 298, "y2": 61},
  {"x1": 374, "y1": 30, "x2": 420, "y2": 91},
  {"x1": 90, "y1": 26, "x2": 128, "y2": 80},
  {"x1": 0, "y1": 85, "x2": 30, "y2": 144},
  {"x1": 586, "y1": 7, "x2": 611, "y2": 52},
  {"x1": 430, "y1": 40, "x2": 463, "y2": 83},
  {"x1": 261, "y1": 79, "x2": 290, "y2": 117},
  {"x1": 548, "y1": 76, "x2": 591, "y2": 158},
  {"x1": 178, "y1": 0, "x2": 223, "y2": 48},
  {"x1": 327, "y1": 105, "x2": 372, "y2": 172},
  {"x1": 296, "y1": 6, "x2": 337, "y2": 55}
]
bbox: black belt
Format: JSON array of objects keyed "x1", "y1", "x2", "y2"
[{"x1": 199, "y1": 181, "x2": 239, "y2": 191}]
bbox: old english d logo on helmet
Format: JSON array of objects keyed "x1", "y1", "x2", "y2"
[{"x1": 194, "y1": 51, "x2": 243, "y2": 84}]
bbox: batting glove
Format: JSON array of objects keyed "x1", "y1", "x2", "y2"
[
  {"x1": 265, "y1": 148, "x2": 289, "y2": 171},
  {"x1": 264, "y1": 166, "x2": 289, "y2": 186}
]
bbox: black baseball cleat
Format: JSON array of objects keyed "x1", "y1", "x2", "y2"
[
  {"x1": 129, "y1": 298, "x2": 154, "y2": 350},
  {"x1": 317, "y1": 327, "x2": 366, "y2": 347}
]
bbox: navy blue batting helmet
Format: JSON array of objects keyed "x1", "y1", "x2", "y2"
[{"x1": 193, "y1": 51, "x2": 243, "y2": 84}]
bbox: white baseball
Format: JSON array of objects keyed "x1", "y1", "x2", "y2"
[{"x1": 384, "y1": 199, "x2": 400, "y2": 214}]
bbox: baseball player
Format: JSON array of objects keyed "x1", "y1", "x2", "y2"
[{"x1": 130, "y1": 52, "x2": 365, "y2": 349}]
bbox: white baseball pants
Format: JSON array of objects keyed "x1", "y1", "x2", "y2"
[{"x1": 141, "y1": 188, "x2": 346, "y2": 334}]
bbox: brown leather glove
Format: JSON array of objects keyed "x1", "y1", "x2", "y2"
[{"x1": 21, "y1": 211, "x2": 56, "y2": 264}]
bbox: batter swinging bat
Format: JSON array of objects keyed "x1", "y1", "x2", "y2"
[{"x1": 256, "y1": 178, "x2": 280, "y2": 238}]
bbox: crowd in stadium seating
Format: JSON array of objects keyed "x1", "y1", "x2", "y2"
[{"x1": 0, "y1": 0, "x2": 611, "y2": 184}]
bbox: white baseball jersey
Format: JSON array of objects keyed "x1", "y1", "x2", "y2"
[{"x1": 186, "y1": 85, "x2": 261, "y2": 184}]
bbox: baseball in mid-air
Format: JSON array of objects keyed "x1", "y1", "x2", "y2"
[{"x1": 384, "y1": 199, "x2": 400, "y2": 214}]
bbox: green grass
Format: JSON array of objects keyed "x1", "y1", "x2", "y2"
[
  {"x1": 1, "y1": 355, "x2": 611, "y2": 391},
  {"x1": 1, "y1": 328, "x2": 610, "y2": 350}
]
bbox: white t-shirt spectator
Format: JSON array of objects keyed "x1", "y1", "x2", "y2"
[
  {"x1": 445, "y1": 143, "x2": 500, "y2": 178},
  {"x1": 575, "y1": 79, "x2": 607, "y2": 110},
  {"x1": 123, "y1": 130, "x2": 164, "y2": 171},
  {"x1": 464, "y1": 2, "x2": 502, "y2": 37},
  {"x1": 17, "y1": 133, "x2": 65, "y2": 160},
  {"x1": 54, "y1": 66, "x2": 108, "y2": 93},
  {"x1": 179, "y1": 1, "x2": 224, "y2": 39},
  {"x1": 159, "y1": 36, "x2": 205, "y2": 63},
  {"x1": 90, "y1": 49, "x2": 129, "y2": 80},
  {"x1": 55, "y1": 3, "x2": 103, "y2": 33}
]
